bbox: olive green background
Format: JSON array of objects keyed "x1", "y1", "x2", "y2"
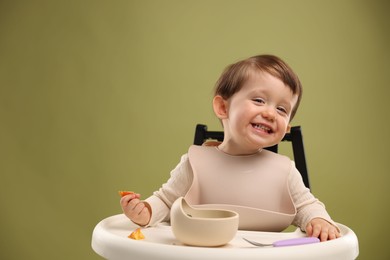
[{"x1": 0, "y1": 0, "x2": 388, "y2": 259}]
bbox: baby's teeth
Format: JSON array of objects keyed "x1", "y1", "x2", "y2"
[
  {"x1": 261, "y1": 125, "x2": 270, "y2": 131},
  {"x1": 254, "y1": 124, "x2": 270, "y2": 131}
]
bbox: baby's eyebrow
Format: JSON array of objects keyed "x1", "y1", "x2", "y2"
[{"x1": 248, "y1": 89, "x2": 266, "y2": 96}]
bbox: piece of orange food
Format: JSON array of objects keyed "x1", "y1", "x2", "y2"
[
  {"x1": 128, "y1": 228, "x2": 145, "y2": 240},
  {"x1": 118, "y1": 191, "x2": 135, "y2": 197}
]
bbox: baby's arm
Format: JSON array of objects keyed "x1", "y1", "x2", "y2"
[
  {"x1": 120, "y1": 154, "x2": 194, "y2": 227},
  {"x1": 144, "y1": 154, "x2": 194, "y2": 226},
  {"x1": 120, "y1": 193, "x2": 151, "y2": 226},
  {"x1": 289, "y1": 164, "x2": 340, "y2": 241},
  {"x1": 306, "y1": 218, "x2": 341, "y2": 241}
]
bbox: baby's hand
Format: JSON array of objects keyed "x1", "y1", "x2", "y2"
[
  {"x1": 119, "y1": 192, "x2": 151, "y2": 226},
  {"x1": 306, "y1": 218, "x2": 341, "y2": 241}
]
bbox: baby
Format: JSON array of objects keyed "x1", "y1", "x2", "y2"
[{"x1": 120, "y1": 54, "x2": 340, "y2": 241}]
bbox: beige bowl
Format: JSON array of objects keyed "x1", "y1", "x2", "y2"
[{"x1": 170, "y1": 197, "x2": 239, "y2": 247}]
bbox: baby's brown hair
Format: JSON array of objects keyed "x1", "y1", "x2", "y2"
[{"x1": 214, "y1": 54, "x2": 302, "y2": 120}]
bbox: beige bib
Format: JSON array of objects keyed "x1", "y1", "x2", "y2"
[{"x1": 185, "y1": 145, "x2": 296, "y2": 231}]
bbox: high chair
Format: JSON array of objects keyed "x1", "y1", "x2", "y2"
[{"x1": 91, "y1": 124, "x2": 359, "y2": 259}]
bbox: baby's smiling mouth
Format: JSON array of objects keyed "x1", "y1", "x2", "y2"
[{"x1": 252, "y1": 123, "x2": 273, "y2": 134}]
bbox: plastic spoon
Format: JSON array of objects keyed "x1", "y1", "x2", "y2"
[{"x1": 243, "y1": 237, "x2": 320, "y2": 247}]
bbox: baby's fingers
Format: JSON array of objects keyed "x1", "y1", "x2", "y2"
[
  {"x1": 327, "y1": 227, "x2": 341, "y2": 240},
  {"x1": 307, "y1": 222, "x2": 322, "y2": 239},
  {"x1": 306, "y1": 219, "x2": 341, "y2": 241},
  {"x1": 129, "y1": 202, "x2": 150, "y2": 226},
  {"x1": 319, "y1": 229, "x2": 329, "y2": 242},
  {"x1": 327, "y1": 229, "x2": 337, "y2": 240},
  {"x1": 306, "y1": 223, "x2": 313, "y2": 237},
  {"x1": 120, "y1": 193, "x2": 140, "y2": 206}
]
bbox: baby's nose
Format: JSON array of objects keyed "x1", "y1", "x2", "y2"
[{"x1": 261, "y1": 109, "x2": 276, "y2": 121}]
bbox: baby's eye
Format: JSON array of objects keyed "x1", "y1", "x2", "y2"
[
  {"x1": 277, "y1": 106, "x2": 288, "y2": 114},
  {"x1": 253, "y1": 98, "x2": 265, "y2": 104}
]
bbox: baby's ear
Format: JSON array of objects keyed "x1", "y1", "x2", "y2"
[
  {"x1": 212, "y1": 95, "x2": 228, "y2": 119},
  {"x1": 286, "y1": 124, "x2": 291, "y2": 133}
]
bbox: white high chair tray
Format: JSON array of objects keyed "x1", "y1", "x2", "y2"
[{"x1": 92, "y1": 214, "x2": 358, "y2": 260}]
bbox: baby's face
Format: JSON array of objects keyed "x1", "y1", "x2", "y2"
[{"x1": 220, "y1": 71, "x2": 298, "y2": 155}]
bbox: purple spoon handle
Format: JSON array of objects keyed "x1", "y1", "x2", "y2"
[{"x1": 273, "y1": 237, "x2": 320, "y2": 247}]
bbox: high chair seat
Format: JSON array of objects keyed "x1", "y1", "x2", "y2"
[{"x1": 91, "y1": 214, "x2": 359, "y2": 260}]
